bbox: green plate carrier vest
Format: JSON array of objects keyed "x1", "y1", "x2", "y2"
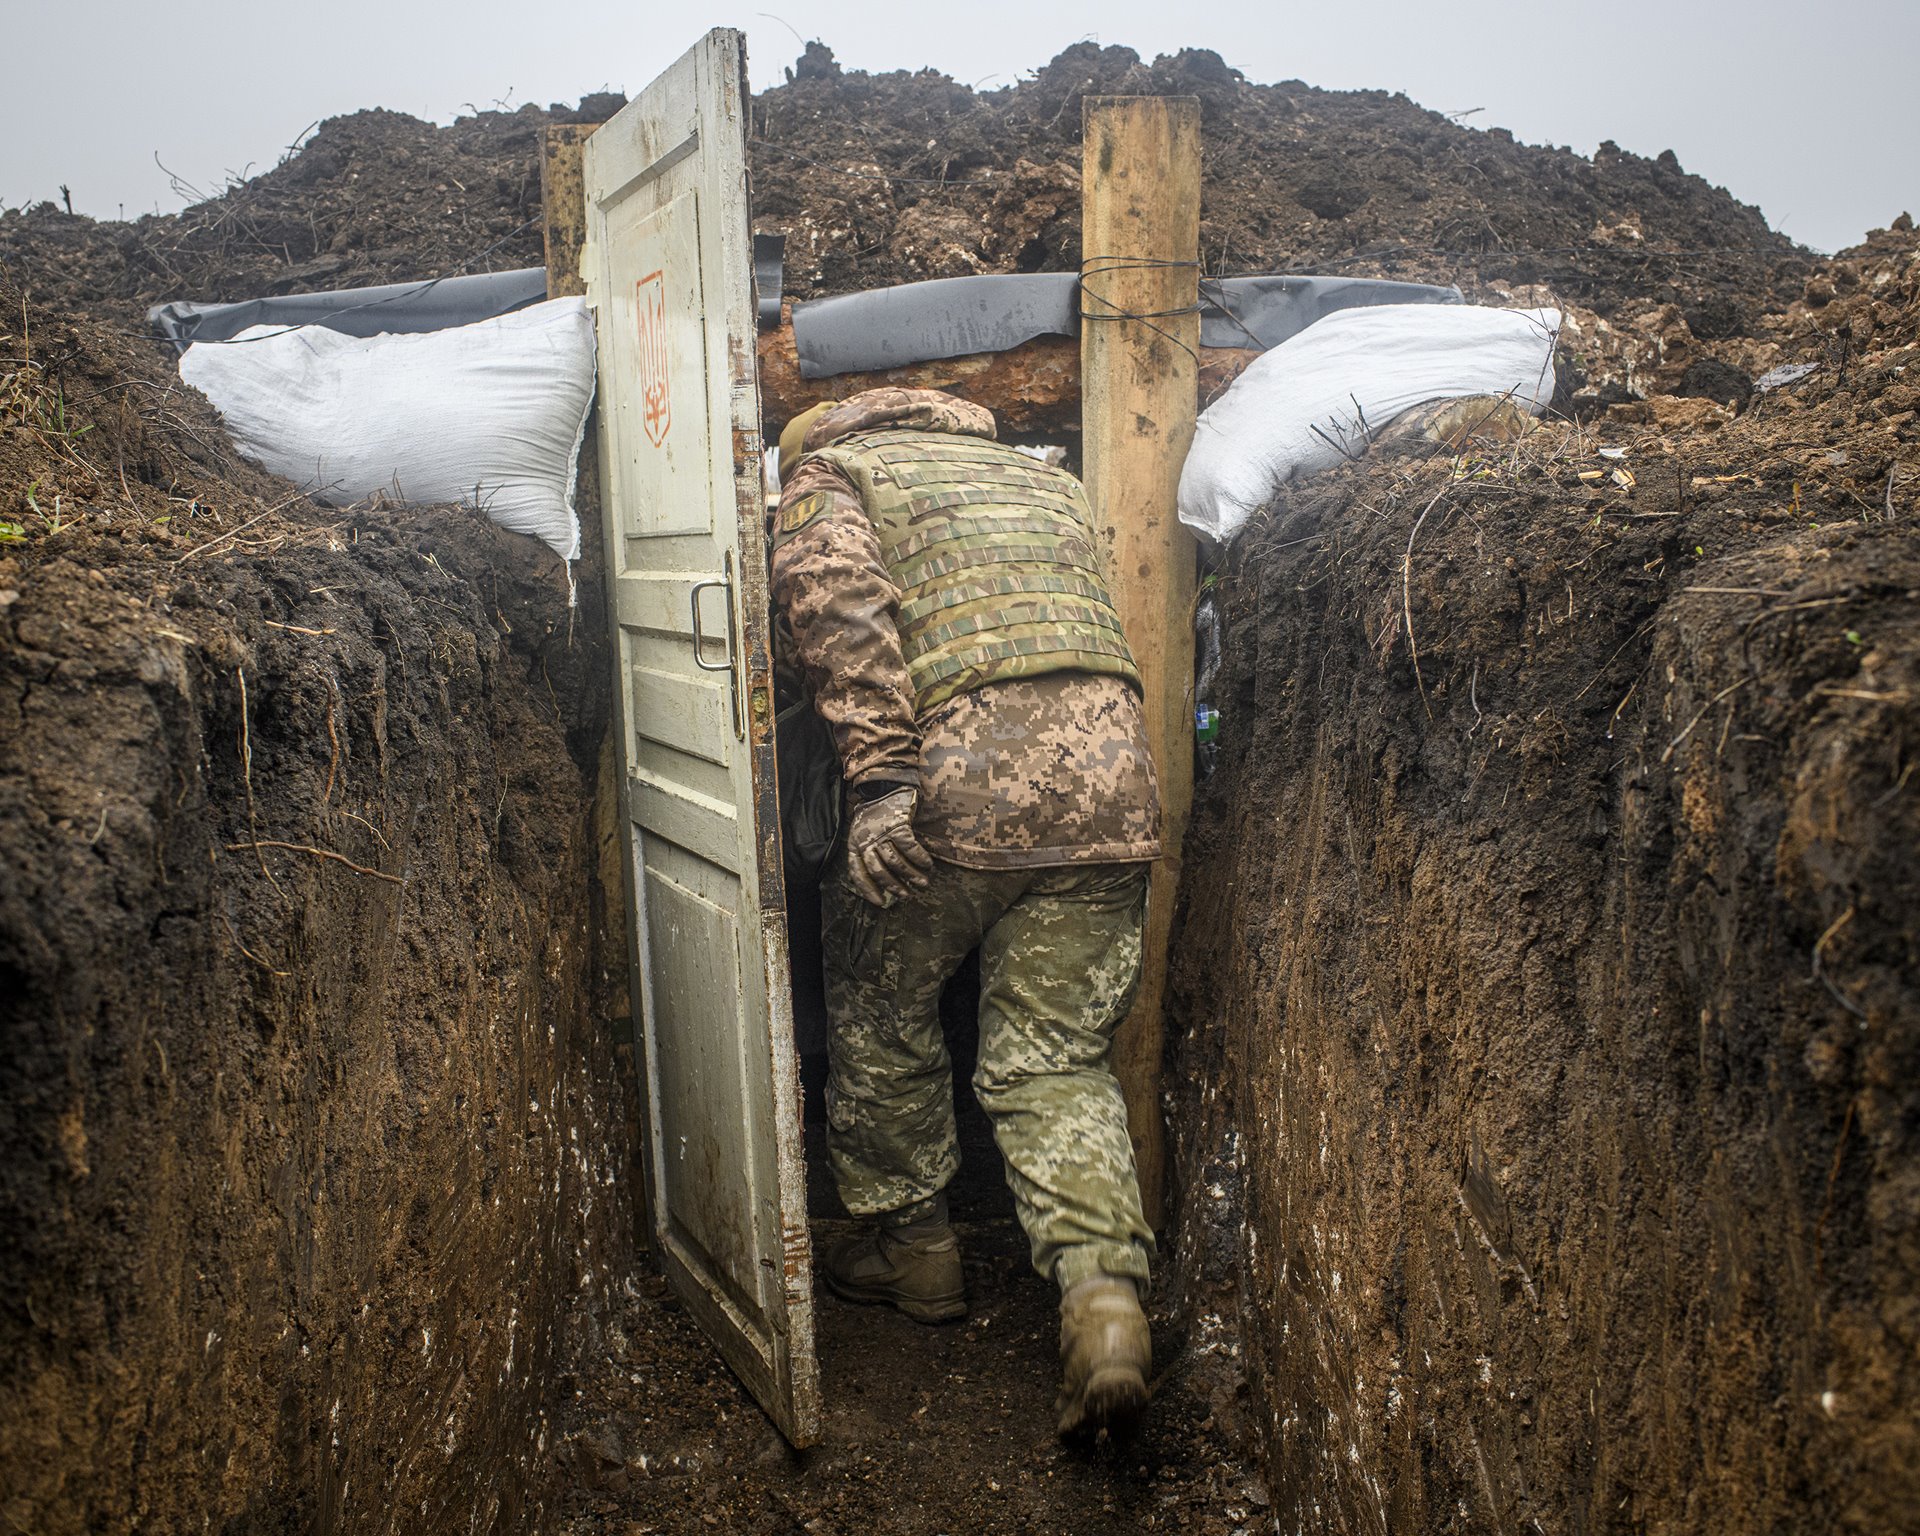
[{"x1": 812, "y1": 428, "x2": 1143, "y2": 713}]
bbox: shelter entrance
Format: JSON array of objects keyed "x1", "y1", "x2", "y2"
[{"x1": 578, "y1": 27, "x2": 1194, "y2": 1454}]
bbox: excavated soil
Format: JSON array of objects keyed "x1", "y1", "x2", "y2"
[
  {"x1": 0, "y1": 283, "x2": 635, "y2": 1533},
  {"x1": 1166, "y1": 224, "x2": 1919, "y2": 1533},
  {"x1": 0, "y1": 97, "x2": 621, "y2": 326},
  {"x1": 751, "y1": 42, "x2": 1806, "y2": 328},
  {"x1": 4, "y1": 40, "x2": 1806, "y2": 333}
]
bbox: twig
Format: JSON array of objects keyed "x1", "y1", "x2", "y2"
[
  {"x1": 322, "y1": 691, "x2": 341, "y2": 805},
  {"x1": 1401, "y1": 485, "x2": 1450, "y2": 721},
  {"x1": 261, "y1": 620, "x2": 335, "y2": 636},
  {"x1": 336, "y1": 809, "x2": 391, "y2": 850},
  {"x1": 1872, "y1": 760, "x2": 1915, "y2": 808},
  {"x1": 1607, "y1": 679, "x2": 1639, "y2": 740},
  {"x1": 225, "y1": 840, "x2": 405, "y2": 885},
  {"x1": 1811, "y1": 905, "x2": 1867, "y2": 1020},
  {"x1": 1661, "y1": 679, "x2": 1749, "y2": 764},
  {"x1": 171, "y1": 492, "x2": 305, "y2": 564},
  {"x1": 236, "y1": 668, "x2": 284, "y2": 898},
  {"x1": 1814, "y1": 686, "x2": 1914, "y2": 705},
  {"x1": 1571, "y1": 619, "x2": 1658, "y2": 703},
  {"x1": 175, "y1": 510, "x2": 269, "y2": 565},
  {"x1": 221, "y1": 913, "x2": 290, "y2": 978},
  {"x1": 1812, "y1": 1095, "x2": 1858, "y2": 1281},
  {"x1": 1741, "y1": 591, "x2": 1859, "y2": 670}
]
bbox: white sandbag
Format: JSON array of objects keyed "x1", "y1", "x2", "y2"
[
  {"x1": 1178, "y1": 304, "x2": 1560, "y2": 544},
  {"x1": 179, "y1": 298, "x2": 596, "y2": 562}
]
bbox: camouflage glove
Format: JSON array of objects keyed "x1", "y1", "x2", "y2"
[{"x1": 845, "y1": 786, "x2": 935, "y2": 907}]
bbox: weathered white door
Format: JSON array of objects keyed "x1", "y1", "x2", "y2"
[{"x1": 583, "y1": 28, "x2": 819, "y2": 1445}]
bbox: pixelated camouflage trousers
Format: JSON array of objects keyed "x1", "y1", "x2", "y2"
[{"x1": 821, "y1": 853, "x2": 1156, "y2": 1292}]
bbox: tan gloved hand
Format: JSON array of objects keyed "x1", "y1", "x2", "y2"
[{"x1": 845, "y1": 786, "x2": 935, "y2": 907}]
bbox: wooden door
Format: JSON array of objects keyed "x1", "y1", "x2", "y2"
[{"x1": 583, "y1": 27, "x2": 819, "y2": 1446}]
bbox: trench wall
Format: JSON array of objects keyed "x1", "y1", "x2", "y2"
[
  {"x1": 0, "y1": 510, "x2": 635, "y2": 1535},
  {"x1": 1168, "y1": 497, "x2": 1918, "y2": 1533}
]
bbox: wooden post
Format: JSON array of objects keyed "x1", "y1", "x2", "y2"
[
  {"x1": 1080, "y1": 97, "x2": 1201, "y2": 1226},
  {"x1": 541, "y1": 124, "x2": 595, "y2": 298}
]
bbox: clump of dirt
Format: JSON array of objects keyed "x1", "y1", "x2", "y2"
[
  {"x1": 1167, "y1": 222, "x2": 1918, "y2": 1533},
  {"x1": 1549, "y1": 211, "x2": 1919, "y2": 418},
  {"x1": 0, "y1": 283, "x2": 633, "y2": 1533}
]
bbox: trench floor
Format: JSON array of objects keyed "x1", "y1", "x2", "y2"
[{"x1": 557, "y1": 1070, "x2": 1264, "y2": 1536}]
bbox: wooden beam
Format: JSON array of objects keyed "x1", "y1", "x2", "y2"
[
  {"x1": 756, "y1": 304, "x2": 1257, "y2": 441},
  {"x1": 541, "y1": 124, "x2": 595, "y2": 299},
  {"x1": 1079, "y1": 96, "x2": 1202, "y2": 1227}
]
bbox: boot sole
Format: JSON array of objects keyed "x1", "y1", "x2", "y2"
[
  {"x1": 1058, "y1": 1364, "x2": 1148, "y2": 1439},
  {"x1": 824, "y1": 1273, "x2": 967, "y2": 1324}
]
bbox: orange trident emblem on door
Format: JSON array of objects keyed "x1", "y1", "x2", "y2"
[{"x1": 636, "y1": 270, "x2": 671, "y2": 446}]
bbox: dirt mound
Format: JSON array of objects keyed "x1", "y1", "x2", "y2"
[
  {"x1": 1167, "y1": 221, "x2": 1919, "y2": 1534},
  {"x1": 0, "y1": 95, "x2": 625, "y2": 326},
  {"x1": 5, "y1": 42, "x2": 1811, "y2": 339},
  {"x1": 750, "y1": 41, "x2": 1807, "y2": 323},
  {"x1": 1551, "y1": 211, "x2": 1919, "y2": 418}
]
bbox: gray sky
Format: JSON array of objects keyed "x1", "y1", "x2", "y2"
[{"x1": 5, "y1": 0, "x2": 1911, "y2": 255}]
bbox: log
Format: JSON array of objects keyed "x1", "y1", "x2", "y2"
[
  {"x1": 1078, "y1": 97, "x2": 1203, "y2": 1228},
  {"x1": 756, "y1": 306, "x2": 1256, "y2": 440}
]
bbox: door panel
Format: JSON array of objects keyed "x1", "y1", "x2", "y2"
[{"x1": 584, "y1": 27, "x2": 819, "y2": 1446}]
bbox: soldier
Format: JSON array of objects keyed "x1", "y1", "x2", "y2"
[{"x1": 770, "y1": 387, "x2": 1162, "y2": 1437}]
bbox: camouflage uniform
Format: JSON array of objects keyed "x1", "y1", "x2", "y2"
[{"x1": 770, "y1": 388, "x2": 1160, "y2": 1292}]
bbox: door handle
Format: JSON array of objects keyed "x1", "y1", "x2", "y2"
[
  {"x1": 690, "y1": 554, "x2": 745, "y2": 739},
  {"x1": 690, "y1": 573, "x2": 734, "y2": 672}
]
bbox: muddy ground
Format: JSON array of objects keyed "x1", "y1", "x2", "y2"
[
  {"x1": 1168, "y1": 225, "x2": 1919, "y2": 1533},
  {"x1": 556, "y1": 1070, "x2": 1263, "y2": 1536}
]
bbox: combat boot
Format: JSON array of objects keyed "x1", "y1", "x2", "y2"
[
  {"x1": 824, "y1": 1204, "x2": 966, "y2": 1324},
  {"x1": 1055, "y1": 1275, "x2": 1150, "y2": 1437}
]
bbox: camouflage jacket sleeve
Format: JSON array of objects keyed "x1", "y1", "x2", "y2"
[{"x1": 767, "y1": 458, "x2": 922, "y2": 788}]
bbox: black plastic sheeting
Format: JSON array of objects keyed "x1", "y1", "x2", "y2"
[
  {"x1": 789, "y1": 272, "x2": 1463, "y2": 379},
  {"x1": 152, "y1": 240, "x2": 796, "y2": 353},
  {"x1": 754, "y1": 234, "x2": 787, "y2": 331},
  {"x1": 151, "y1": 262, "x2": 1462, "y2": 375},
  {"x1": 149, "y1": 268, "x2": 550, "y2": 352}
]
